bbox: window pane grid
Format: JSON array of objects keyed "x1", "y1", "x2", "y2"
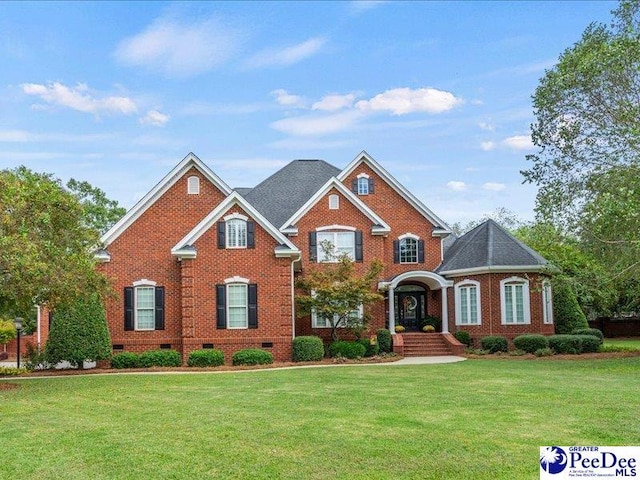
[
  {"x1": 357, "y1": 177, "x2": 369, "y2": 195},
  {"x1": 227, "y1": 219, "x2": 247, "y2": 248},
  {"x1": 136, "y1": 287, "x2": 155, "y2": 330},
  {"x1": 458, "y1": 285, "x2": 478, "y2": 325},
  {"x1": 399, "y1": 238, "x2": 418, "y2": 263},
  {"x1": 317, "y1": 231, "x2": 355, "y2": 262},
  {"x1": 227, "y1": 284, "x2": 247, "y2": 328}
]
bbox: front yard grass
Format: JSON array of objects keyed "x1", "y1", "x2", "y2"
[
  {"x1": 1, "y1": 357, "x2": 639, "y2": 479},
  {"x1": 603, "y1": 337, "x2": 640, "y2": 351}
]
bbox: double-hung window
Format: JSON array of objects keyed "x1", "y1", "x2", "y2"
[
  {"x1": 317, "y1": 231, "x2": 355, "y2": 261},
  {"x1": 501, "y1": 277, "x2": 531, "y2": 324},
  {"x1": 227, "y1": 283, "x2": 248, "y2": 329},
  {"x1": 312, "y1": 305, "x2": 363, "y2": 328},
  {"x1": 124, "y1": 280, "x2": 165, "y2": 331},
  {"x1": 357, "y1": 177, "x2": 369, "y2": 195},
  {"x1": 399, "y1": 238, "x2": 418, "y2": 263}
]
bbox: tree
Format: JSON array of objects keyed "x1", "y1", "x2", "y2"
[
  {"x1": 296, "y1": 244, "x2": 384, "y2": 342},
  {"x1": 450, "y1": 207, "x2": 524, "y2": 236},
  {"x1": 0, "y1": 318, "x2": 16, "y2": 351},
  {"x1": 66, "y1": 178, "x2": 126, "y2": 235},
  {"x1": 551, "y1": 278, "x2": 589, "y2": 334},
  {"x1": 45, "y1": 293, "x2": 111, "y2": 368},
  {"x1": 0, "y1": 167, "x2": 110, "y2": 317}
]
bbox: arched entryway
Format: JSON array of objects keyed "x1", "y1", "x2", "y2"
[{"x1": 395, "y1": 284, "x2": 426, "y2": 331}]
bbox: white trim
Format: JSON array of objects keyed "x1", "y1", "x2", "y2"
[
  {"x1": 328, "y1": 194, "x2": 339, "y2": 210},
  {"x1": 379, "y1": 270, "x2": 453, "y2": 291},
  {"x1": 542, "y1": 280, "x2": 554, "y2": 325},
  {"x1": 454, "y1": 279, "x2": 481, "y2": 326},
  {"x1": 337, "y1": 151, "x2": 451, "y2": 234},
  {"x1": 500, "y1": 276, "x2": 531, "y2": 325},
  {"x1": 226, "y1": 283, "x2": 248, "y2": 329},
  {"x1": 134, "y1": 284, "x2": 156, "y2": 331},
  {"x1": 133, "y1": 279, "x2": 157, "y2": 287},
  {"x1": 316, "y1": 229, "x2": 356, "y2": 262},
  {"x1": 316, "y1": 224, "x2": 356, "y2": 232},
  {"x1": 438, "y1": 265, "x2": 548, "y2": 277},
  {"x1": 356, "y1": 172, "x2": 370, "y2": 179},
  {"x1": 94, "y1": 250, "x2": 111, "y2": 263},
  {"x1": 224, "y1": 276, "x2": 250, "y2": 284},
  {"x1": 172, "y1": 191, "x2": 300, "y2": 258},
  {"x1": 187, "y1": 175, "x2": 200, "y2": 195},
  {"x1": 398, "y1": 233, "x2": 420, "y2": 240},
  {"x1": 278, "y1": 178, "x2": 391, "y2": 235},
  {"x1": 101, "y1": 152, "x2": 232, "y2": 247},
  {"x1": 223, "y1": 212, "x2": 249, "y2": 222},
  {"x1": 225, "y1": 218, "x2": 247, "y2": 249}
]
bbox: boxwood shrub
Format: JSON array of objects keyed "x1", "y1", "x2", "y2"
[
  {"x1": 454, "y1": 331, "x2": 472, "y2": 347},
  {"x1": 548, "y1": 335, "x2": 582, "y2": 354},
  {"x1": 138, "y1": 349, "x2": 182, "y2": 367},
  {"x1": 232, "y1": 348, "x2": 273, "y2": 366},
  {"x1": 572, "y1": 328, "x2": 604, "y2": 344},
  {"x1": 292, "y1": 336, "x2": 325, "y2": 362},
  {"x1": 513, "y1": 334, "x2": 549, "y2": 354},
  {"x1": 357, "y1": 337, "x2": 380, "y2": 357},
  {"x1": 575, "y1": 334, "x2": 601, "y2": 353},
  {"x1": 110, "y1": 352, "x2": 139, "y2": 369},
  {"x1": 377, "y1": 329, "x2": 392, "y2": 353},
  {"x1": 187, "y1": 349, "x2": 225, "y2": 367},
  {"x1": 480, "y1": 336, "x2": 508, "y2": 353},
  {"x1": 328, "y1": 341, "x2": 366, "y2": 359}
]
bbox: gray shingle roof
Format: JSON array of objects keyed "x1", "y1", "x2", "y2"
[
  {"x1": 243, "y1": 159, "x2": 341, "y2": 229},
  {"x1": 437, "y1": 219, "x2": 548, "y2": 273},
  {"x1": 233, "y1": 187, "x2": 253, "y2": 197}
]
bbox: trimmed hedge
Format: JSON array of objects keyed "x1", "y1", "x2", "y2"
[
  {"x1": 572, "y1": 328, "x2": 604, "y2": 344},
  {"x1": 232, "y1": 349, "x2": 273, "y2": 366},
  {"x1": 454, "y1": 331, "x2": 472, "y2": 347},
  {"x1": 328, "y1": 341, "x2": 366, "y2": 359},
  {"x1": 480, "y1": 336, "x2": 508, "y2": 353},
  {"x1": 292, "y1": 336, "x2": 325, "y2": 362},
  {"x1": 187, "y1": 349, "x2": 225, "y2": 367},
  {"x1": 357, "y1": 337, "x2": 380, "y2": 357},
  {"x1": 110, "y1": 352, "x2": 139, "y2": 369},
  {"x1": 575, "y1": 334, "x2": 601, "y2": 353},
  {"x1": 513, "y1": 334, "x2": 549, "y2": 354},
  {"x1": 377, "y1": 329, "x2": 392, "y2": 353},
  {"x1": 0, "y1": 366, "x2": 28, "y2": 376},
  {"x1": 548, "y1": 335, "x2": 583, "y2": 354},
  {"x1": 138, "y1": 349, "x2": 181, "y2": 368}
]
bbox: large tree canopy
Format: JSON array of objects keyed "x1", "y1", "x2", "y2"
[
  {"x1": 0, "y1": 167, "x2": 111, "y2": 317},
  {"x1": 66, "y1": 178, "x2": 126, "y2": 235}
]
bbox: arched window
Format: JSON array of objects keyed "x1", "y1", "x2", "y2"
[
  {"x1": 226, "y1": 218, "x2": 247, "y2": 248},
  {"x1": 357, "y1": 177, "x2": 369, "y2": 195},
  {"x1": 187, "y1": 176, "x2": 200, "y2": 195},
  {"x1": 394, "y1": 234, "x2": 424, "y2": 264},
  {"x1": 329, "y1": 194, "x2": 339, "y2": 210},
  {"x1": 500, "y1": 277, "x2": 531, "y2": 324},
  {"x1": 455, "y1": 280, "x2": 481, "y2": 325}
]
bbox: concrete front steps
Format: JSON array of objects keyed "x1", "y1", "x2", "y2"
[{"x1": 393, "y1": 332, "x2": 465, "y2": 357}]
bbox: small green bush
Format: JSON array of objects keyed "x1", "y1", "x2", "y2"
[
  {"x1": 24, "y1": 343, "x2": 51, "y2": 371},
  {"x1": 357, "y1": 338, "x2": 380, "y2": 357},
  {"x1": 110, "y1": 352, "x2": 140, "y2": 369},
  {"x1": 480, "y1": 336, "x2": 508, "y2": 353},
  {"x1": 292, "y1": 336, "x2": 325, "y2": 362},
  {"x1": 0, "y1": 366, "x2": 28, "y2": 376},
  {"x1": 508, "y1": 349, "x2": 526, "y2": 356},
  {"x1": 418, "y1": 315, "x2": 441, "y2": 332},
  {"x1": 454, "y1": 331, "x2": 472, "y2": 347},
  {"x1": 138, "y1": 349, "x2": 181, "y2": 368},
  {"x1": 513, "y1": 334, "x2": 549, "y2": 354},
  {"x1": 548, "y1": 335, "x2": 582, "y2": 354},
  {"x1": 377, "y1": 329, "x2": 392, "y2": 353},
  {"x1": 572, "y1": 328, "x2": 604, "y2": 344},
  {"x1": 232, "y1": 349, "x2": 273, "y2": 366},
  {"x1": 328, "y1": 341, "x2": 366, "y2": 359},
  {"x1": 534, "y1": 347, "x2": 554, "y2": 357},
  {"x1": 575, "y1": 335, "x2": 600, "y2": 353},
  {"x1": 187, "y1": 349, "x2": 225, "y2": 367}
]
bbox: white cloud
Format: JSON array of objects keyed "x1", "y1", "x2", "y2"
[
  {"x1": 270, "y1": 111, "x2": 362, "y2": 136},
  {"x1": 247, "y1": 37, "x2": 326, "y2": 68},
  {"x1": 349, "y1": 1, "x2": 387, "y2": 14},
  {"x1": 355, "y1": 87, "x2": 462, "y2": 115},
  {"x1": 139, "y1": 109, "x2": 170, "y2": 127},
  {"x1": 115, "y1": 15, "x2": 242, "y2": 77},
  {"x1": 312, "y1": 93, "x2": 356, "y2": 111},
  {"x1": 502, "y1": 135, "x2": 533, "y2": 150},
  {"x1": 21, "y1": 82, "x2": 137, "y2": 116},
  {"x1": 483, "y1": 182, "x2": 506, "y2": 191},
  {"x1": 478, "y1": 121, "x2": 495, "y2": 131},
  {"x1": 0, "y1": 130, "x2": 30, "y2": 142},
  {"x1": 481, "y1": 141, "x2": 496, "y2": 151},
  {"x1": 446, "y1": 181, "x2": 467, "y2": 191},
  {"x1": 270, "y1": 89, "x2": 305, "y2": 108}
]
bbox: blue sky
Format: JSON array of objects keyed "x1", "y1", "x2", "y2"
[{"x1": 0, "y1": 1, "x2": 616, "y2": 225}]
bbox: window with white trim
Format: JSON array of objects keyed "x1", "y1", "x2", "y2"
[
  {"x1": 357, "y1": 177, "x2": 369, "y2": 195},
  {"x1": 501, "y1": 277, "x2": 531, "y2": 324},
  {"x1": 312, "y1": 305, "x2": 363, "y2": 328},
  {"x1": 227, "y1": 283, "x2": 248, "y2": 329},
  {"x1": 226, "y1": 219, "x2": 247, "y2": 248},
  {"x1": 329, "y1": 194, "x2": 339, "y2": 210},
  {"x1": 542, "y1": 281, "x2": 553, "y2": 324},
  {"x1": 455, "y1": 280, "x2": 481, "y2": 325},
  {"x1": 400, "y1": 238, "x2": 418, "y2": 263},
  {"x1": 317, "y1": 231, "x2": 355, "y2": 262},
  {"x1": 135, "y1": 285, "x2": 155, "y2": 330},
  {"x1": 187, "y1": 176, "x2": 200, "y2": 194}
]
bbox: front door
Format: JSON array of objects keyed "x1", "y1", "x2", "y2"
[{"x1": 398, "y1": 292, "x2": 424, "y2": 331}]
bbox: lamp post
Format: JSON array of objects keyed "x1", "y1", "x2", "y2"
[{"x1": 14, "y1": 317, "x2": 22, "y2": 369}]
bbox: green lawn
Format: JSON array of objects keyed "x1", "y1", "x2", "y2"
[
  {"x1": 604, "y1": 337, "x2": 640, "y2": 350},
  {"x1": 2, "y1": 358, "x2": 639, "y2": 479}
]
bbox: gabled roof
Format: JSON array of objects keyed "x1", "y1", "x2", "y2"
[
  {"x1": 436, "y1": 219, "x2": 549, "y2": 276},
  {"x1": 100, "y1": 153, "x2": 232, "y2": 247},
  {"x1": 172, "y1": 191, "x2": 300, "y2": 259},
  {"x1": 243, "y1": 159, "x2": 341, "y2": 230},
  {"x1": 280, "y1": 177, "x2": 391, "y2": 234},
  {"x1": 337, "y1": 151, "x2": 452, "y2": 236}
]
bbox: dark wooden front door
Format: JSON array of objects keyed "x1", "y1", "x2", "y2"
[{"x1": 398, "y1": 292, "x2": 425, "y2": 331}]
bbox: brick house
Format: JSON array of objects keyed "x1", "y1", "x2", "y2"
[{"x1": 92, "y1": 151, "x2": 553, "y2": 362}]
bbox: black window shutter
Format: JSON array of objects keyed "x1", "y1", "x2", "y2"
[
  {"x1": 247, "y1": 221, "x2": 255, "y2": 249},
  {"x1": 351, "y1": 179, "x2": 358, "y2": 193},
  {"x1": 155, "y1": 286, "x2": 165, "y2": 330},
  {"x1": 368, "y1": 178, "x2": 375, "y2": 194},
  {"x1": 217, "y1": 221, "x2": 226, "y2": 249},
  {"x1": 216, "y1": 285, "x2": 226, "y2": 329},
  {"x1": 124, "y1": 287, "x2": 134, "y2": 331},
  {"x1": 355, "y1": 230, "x2": 363, "y2": 262},
  {"x1": 248, "y1": 284, "x2": 258, "y2": 329},
  {"x1": 393, "y1": 240, "x2": 400, "y2": 264},
  {"x1": 418, "y1": 240, "x2": 425, "y2": 263},
  {"x1": 309, "y1": 231, "x2": 317, "y2": 262}
]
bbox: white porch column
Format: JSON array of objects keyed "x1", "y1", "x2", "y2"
[
  {"x1": 441, "y1": 287, "x2": 449, "y2": 333},
  {"x1": 388, "y1": 286, "x2": 396, "y2": 334}
]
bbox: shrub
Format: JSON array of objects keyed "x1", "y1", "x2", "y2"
[
  {"x1": 24, "y1": 343, "x2": 51, "y2": 371},
  {"x1": 357, "y1": 337, "x2": 380, "y2": 357},
  {"x1": 394, "y1": 325, "x2": 405, "y2": 333},
  {"x1": 377, "y1": 329, "x2": 392, "y2": 353},
  {"x1": 328, "y1": 341, "x2": 366, "y2": 359},
  {"x1": 232, "y1": 349, "x2": 273, "y2": 366},
  {"x1": 292, "y1": 336, "x2": 325, "y2": 362},
  {"x1": 572, "y1": 328, "x2": 604, "y2": 344},
  {"x1": 0, "y1": 366, "x2": 28, "y2": 376},
  {"x1": 422, "y1": 325, "x2": 435, "y2": 333},
  {"x1": 480, "y1": 336, "x2": 508, "y2": 353},
  {"x1": 0, "y1": 319, "x2": 16, "y2": 346},
  {"x1": 548, "y1": 335, "x2": 582, "y2": 354},
  {"x1": 418, "y1": 315, "x2": 441, "y2": 332},
  {"x1": 513, "y1": 334, "x2": 549, "y2": 354},
  {"x1": 138, "y1": 349, "x2": 181, "y2": 368},
  {"x1": 187, "y1": 349, "x2": 225, "y2": 367},
  {"x1": 110, "y1": 352, "x2": 140, "y2": 369},
  {"x1": 454, "y1": 331, "x2": 472, "y2": 347},
  {"x1": 534, "y1": 347, "x2": 554, "y2": 357},
  {"x1": 508, "y1": 349, "x2": 526, "y2": 356},
  {"x1": 553, "y1": 278, "x2": 588, "y2": 334},
  {"x1": 575, "y1": 335, "x2": 600, "y2": 353}
]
